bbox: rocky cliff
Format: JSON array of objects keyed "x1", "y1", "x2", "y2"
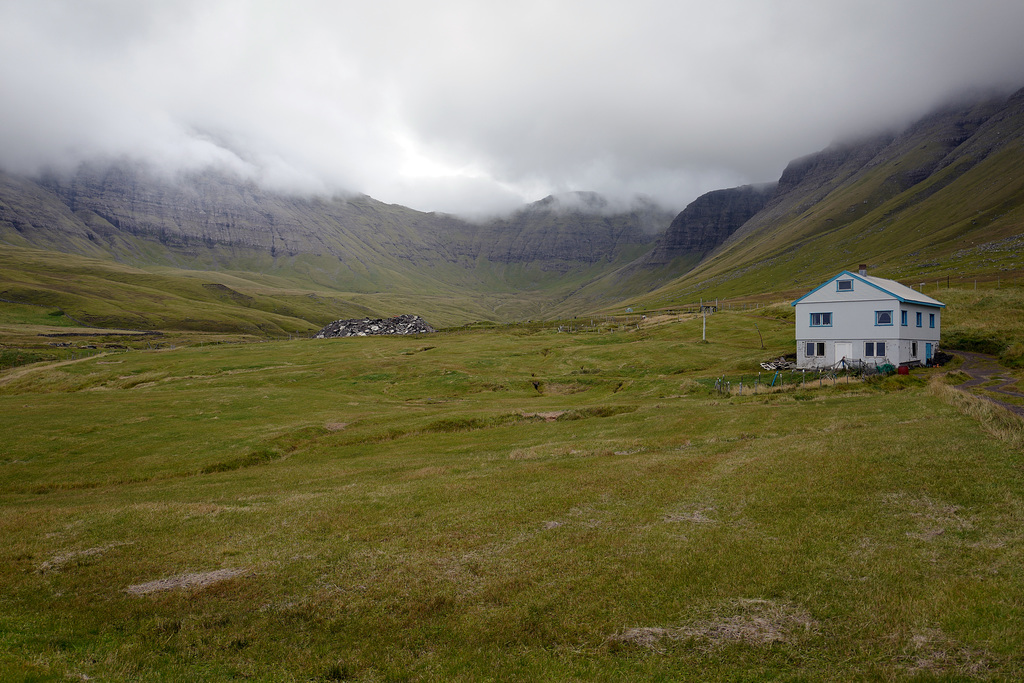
[
  {"x1": 477, "y1": 192, "x2": 670, "y2": 268},
  {"x1": 644, "y1": 184, "x2": 775, "y2": 266},
  {"x1": 0, "y1": 166, "x2": 671, "y2": 293}
]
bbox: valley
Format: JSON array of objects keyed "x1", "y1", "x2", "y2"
[
  {"x1": 1, "y1": 84, "x2": 1024, "y2": 681},
  {"x1": 2, "y1": 305, "x2": 1023, "y2": 680}
]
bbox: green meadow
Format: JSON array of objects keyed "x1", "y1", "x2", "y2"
[{"x1": 2, "y1": 306, "x2": 1024, "y2": 681}]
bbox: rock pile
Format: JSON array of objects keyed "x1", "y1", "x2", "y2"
[{"x1": 314, "y1": 314, "x2": 435, "y2": 338}]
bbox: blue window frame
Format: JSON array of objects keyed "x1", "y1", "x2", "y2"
[
  {"x1": 837, "y1": 279, "x2": 853, "y2": 292},
  {"x1": 929, "y1": 313, "x2": 935, "y2": 328},
  {"x1": 916, "y1": 312, "x2": 922, "y2": 327},
  {"x1": 901, "y1": 310, "x2": 907, "y2": 326},
  {"x1": 810, "y1": 312, "x2": 832, "y2": 327},
  {"x1": 875, "y1": 310, "x2": 893, "y2": 326}
]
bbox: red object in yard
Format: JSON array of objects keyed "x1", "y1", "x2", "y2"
[{"x1": 897, "y1": 366, "x2": 909, "y2": 375}]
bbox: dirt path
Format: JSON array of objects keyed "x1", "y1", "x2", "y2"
[
  {"x1": 0, "y1": 352, "x2": 109, "y2": 386},
  {"x1": 954, "y1": 351, "x2": 1024, "y2": 417}
]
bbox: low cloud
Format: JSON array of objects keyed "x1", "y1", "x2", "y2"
[{"x1": 2, "y1": 0, "x2": 1024, "y2": 216}]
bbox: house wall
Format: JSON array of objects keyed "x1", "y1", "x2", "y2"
[{"x1": 794, "y1": 277, "x2": 941, "y2": 369}]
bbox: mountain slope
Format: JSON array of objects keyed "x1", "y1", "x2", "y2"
[
  {"x1": 0, "y1": 167, "x2": 673, "y2": 327},
  {"x1": 3, "y1": 87, "x2": 1024, "y2": 329},
  {"x1": 645, "y1": 184, "x2": 776, "y2": 266},
  {"x1": 625, "y1": 87, "x2": 1024, "y2": 309}
]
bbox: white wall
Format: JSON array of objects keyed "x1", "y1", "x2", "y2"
[{"x1": 794, "y1": 276, "x2": 941, "y2": 368}]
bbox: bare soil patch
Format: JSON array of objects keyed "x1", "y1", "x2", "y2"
[
  {"x1": 664, "y1": 506, "x2": 717, "y2": 524},
  {"x1": 126, "y1": 568, "x2": 249, "y2": 595},
  {"x1": 520, "y1": 411, "x2": 566, "y2": 422},
  {"x1": 543, "y1": 383, "x2": 589, "y2": 396},
  {"x1": 882, "y1": 492, "x2": 972, "y2": 541},
  {"x1": 900, "y1": 628, "x2": 992, "y2": 675},
  {"x1": 609, "y1": 599, "x2": 817, "y2": 652},
  {"x1": 37, "y1": 542, "x2": 131, "y2": 574}
]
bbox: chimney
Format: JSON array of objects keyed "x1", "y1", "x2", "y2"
[{"x1": 858, "y1": 264, "x2": 867, "y2": 276}]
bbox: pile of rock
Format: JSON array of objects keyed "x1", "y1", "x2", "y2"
[{"x1": 314, "y1": 314, "x2": 435, "y2": 338}]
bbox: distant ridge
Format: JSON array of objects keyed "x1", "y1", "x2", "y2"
[
  {"x1": 645, "y1": 184, "x2": 776, "y2": 266},
  {"x1": 619, "y1": 85, "x2": 1024, "y2": 309},
  {"x1": 2, "y1": 85, "x2": 1023, "y2": 329}
]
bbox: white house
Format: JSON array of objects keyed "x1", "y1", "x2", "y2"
[{"x1": 791, "y1": 265, "x2": 944, "y2": 369}]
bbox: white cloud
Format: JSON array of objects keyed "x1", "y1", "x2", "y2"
[{"x1": 2, "y1": 0, "x2": 1024, "y2": 215}]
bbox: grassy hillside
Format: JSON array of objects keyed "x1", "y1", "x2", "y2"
[
  {"x1": 0, "y1": 245, "x2": 641, "y2": 336},
  {"x1": 1, "y1": 168, "x2": 669, "y2": 323},
  {"x1": 2, "y1": 307, "x2": 1023, "y2": 680},
  {"x1": 6, "y1": 91, "x2": 1024, "y2": 329},
  {"x1": 0, "y1": 246, "x2": 353, "y2": 336},
  {"x1": 620, "y1": 94, "x2": 1024, "y2": 312}
]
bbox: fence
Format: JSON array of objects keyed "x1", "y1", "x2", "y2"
[{"x1": 697, "y1": 365, "x2": 892, "y2": 396}]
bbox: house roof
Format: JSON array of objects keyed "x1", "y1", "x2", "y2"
[{"x1": 791, "y1": 271, "x2": 946, "y2": 308}]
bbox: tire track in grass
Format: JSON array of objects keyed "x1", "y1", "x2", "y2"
[{"x1": 954, "y1": 351, "x2": 1024, "y2": 417}]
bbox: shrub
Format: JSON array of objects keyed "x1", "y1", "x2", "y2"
[
  {"x1": 201, "y1": 448, "x2": 280, "y2": 474},
  {"x1": 1001, "y1": 343, "x2": 1024, "y2": 368},
  {"x1": 942, "y1": 331, "x2": 1005, "y2": 355}
]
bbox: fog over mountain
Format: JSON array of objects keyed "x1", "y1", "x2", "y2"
[{"x1": 2, "y1": 0, "x2": 1024, "y2": 216}]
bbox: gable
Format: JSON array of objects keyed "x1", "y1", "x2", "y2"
[{"x1": 792, "y1": 271, "x2": 945, "y2": 308}]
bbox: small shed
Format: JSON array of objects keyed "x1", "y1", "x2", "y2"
[{"x1": 791, "y1": 265, "x2": 944, "y2": 369}]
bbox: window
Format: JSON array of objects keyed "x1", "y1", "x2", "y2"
[
  {"x1": 805, "y1": 342, "x2": 826, "y2": 357},
  {"x1": 875, "y1": 310, "x2": 893, "y2": 326},
  {"x1": 865, "y1": 342, "x2": 874, "y2": 357},
  {"x1": 912, "y1": 342, "x2": 918, "y2": 357},
  {"x1": 837, "y1": 280, "x2": 853, "y2": 291},
  {"x1": 929, "y1": 313, "x2": 935, "y2": 328},
  {"x1": 916, "y1": 312, "x2": 922, "y2": 327},
  {"x1": 901, "y1": 310, "x2": 908, "y2": 326},
  {"x1": 877, "y1": 342, "x2": 885, "y2": 357},
  {"x1": 810, "y1": 312, "x2": 832, "y2": 327},
  {"x1": 865, "y1": 342, "x2": 886, "y2": 357}
]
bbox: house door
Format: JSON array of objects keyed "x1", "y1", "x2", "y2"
[
  {"x1": 835, "y1": 342, "x2": 853, "y2": 367},
  {"x1": 926, "y1": 343, "x2": 933, "y2": 362}
]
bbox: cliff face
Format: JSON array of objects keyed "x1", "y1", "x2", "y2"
[
  {"x1": 32, "y1": 166, "x2": 426, "y2": 259},
  {"x1": 644, "y1": 184, "x2": 775, "y2": 266},
  {"x1": 5, "y1": 86, "x2": 1023, "y2": 314},
  {"x1": 478, "y1": 192, "x2": 670, "y2": 267},
  {"x1": 0, "y1": 167, "x2": 671, "y2": 291}
]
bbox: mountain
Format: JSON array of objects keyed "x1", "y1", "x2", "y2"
[
  {"x1": 644, "y1": 184, "x2": 776, "y2": 266},
  {"x1": 0, "y1": 166, "x2": 673, "y2": 327},
  {"x1": 624, "y1": 86, "x2": 1024, "y2": 309},
  {"x1": 3, "y1": 86, "x2": 1024, "y2": 331}
]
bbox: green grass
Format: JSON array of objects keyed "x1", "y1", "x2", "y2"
[
  {"x1": 0, "y1": 301, "x2": 79, "y2": 327},
  {"x1": 622, "y1": 136, "x2": 1024, "y2": 312},
  {"x1": 941, "y1": 285, "x2": 1024, "y2": 365},
  {"x1": 2, "y1": 310, "x2": 1024, "y2": 680}
]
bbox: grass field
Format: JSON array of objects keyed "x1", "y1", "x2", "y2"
[{"x1": 2, "y1": 310, "x2": 1023, "y2": 680}]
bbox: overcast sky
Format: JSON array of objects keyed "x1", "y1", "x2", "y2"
[{"x1": 2, "y1": 0, "x2": 1024, "y2": 216}]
